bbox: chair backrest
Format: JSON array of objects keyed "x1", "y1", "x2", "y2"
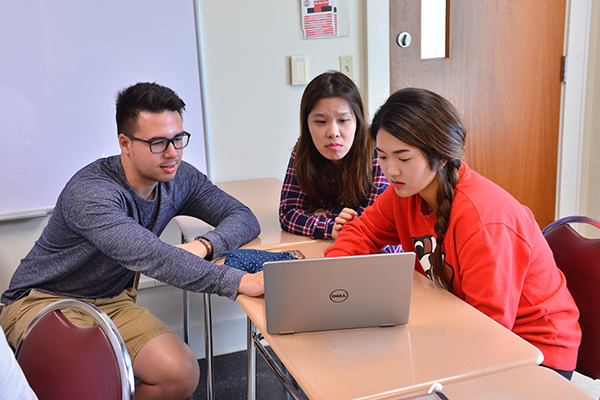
[
  {"x1": 15, "y1": 299, "x2": 135, "y2": 400},
  {"x1": 543, "y1": 215, "x2": 600, "y2": 379}
]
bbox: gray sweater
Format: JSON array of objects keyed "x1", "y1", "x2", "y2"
[{"x1": 1, "y1": 156, "x2": 260, "y2": 304}]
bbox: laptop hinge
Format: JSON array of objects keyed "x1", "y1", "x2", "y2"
[
  {"x1": 279, "y1": 330, "x2": 296, "y2": 335},
  {"x1": 380, "y1": 323, "x2": 397, "y2": 328}
]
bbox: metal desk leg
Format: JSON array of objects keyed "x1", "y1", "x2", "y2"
[
  {"x1": 247, "y1": 318, "x2": 257, "y2": 400},
  {"x1": 181, "y1": 232, "x2": 192, "y2": 347},
  {"x1": 249, "y1": 322, "x2": 303, "y2": 399},
  {"x1": 204, "y1": 293, "x2": 214, "y2": 400},
  {"x1": 183, "y1": 290, "x2": 190, "y2": 345},
  {"x1": 179, "y1": 232, "x2": 214, "y2": 399}
]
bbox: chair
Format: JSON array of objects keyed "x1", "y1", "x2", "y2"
[
  {"x1": 542, "y1": 215, "x2": 600, "y2": 379},
  {"x1": 15, "y1": 299, "x2": 135, "y2": 400}
]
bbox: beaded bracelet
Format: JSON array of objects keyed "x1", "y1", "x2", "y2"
[{"x1": 194, "y1": 236, "x2": 213, "y2": 260}]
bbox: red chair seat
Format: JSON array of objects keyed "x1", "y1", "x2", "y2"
[
  {"x1": 544, "y1": 216, "x2": 600, "y2": 379},
  {"x1": 15, "y1": 299, "x2": 134, "y2": 400}
]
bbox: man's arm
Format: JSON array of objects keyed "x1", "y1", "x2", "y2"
[
  {"x1": 57, "y1": 174, "x2": 251, "y2": 299},
  {"x1": 174, "y1": 241, "x2": 264, "y2": 297},
  {"x1": 176, "y1": 167, "x2": 261, "y2": 257},
  {"x1": 174, "y1": 240, "x2": 210, "y2": 260}
]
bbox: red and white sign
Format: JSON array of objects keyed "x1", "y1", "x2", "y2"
[{"x1": 301, "y1": 0, "x2": 338, "y2": 39}]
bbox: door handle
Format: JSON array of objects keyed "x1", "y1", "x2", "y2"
[{"x1": 397, "y1": 32, "x2": 412, "y2": 48}]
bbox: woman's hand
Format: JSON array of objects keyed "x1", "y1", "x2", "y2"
[
  {"x1": 313, "y1": 208, "x2": 327, "y2": 217},
  {"x1": 331, "y1": 207, "x2": 358, "y2": 239}
]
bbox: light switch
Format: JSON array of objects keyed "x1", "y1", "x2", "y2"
[
  {"x1": 339, "y1": 55, "x2": 354, "y2": 80},
  {"x1": 290, "y1": 55, "x2": 309, "y2": 86}
]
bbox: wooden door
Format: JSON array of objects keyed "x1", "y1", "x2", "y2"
[{"x1": 389, "y1": 0, "x2": 566, "y2": 229}]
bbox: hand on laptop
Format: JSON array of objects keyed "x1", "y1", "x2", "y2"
[{"x1": 238, "y1": 271, "x2": 264, "y2": 297}]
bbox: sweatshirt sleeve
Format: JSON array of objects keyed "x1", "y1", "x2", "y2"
[{"x1": 325, "y1": 187, "x2": 400, "y2": 257}]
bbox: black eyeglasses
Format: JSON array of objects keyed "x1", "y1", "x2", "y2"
[{"x1": 124, "y1": 132, "x2": 191, "y2": 154}]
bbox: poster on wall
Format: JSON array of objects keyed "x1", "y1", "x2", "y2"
[{"x1": 301, "y1": 0, "x2": 339, "y2": 39}]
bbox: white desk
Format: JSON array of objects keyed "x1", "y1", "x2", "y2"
[
  {"x1": 175, "y1": 177, "x2": 553, "y2": 400},
  {"x1": 176, "y1": 177, "x2": 317, "y2": 250},
  {"x1": 438, "y1": 366, "x2": 594, "y2": 399},
  {"x1": 237, "y1": 241, "x2": 544, "y2": 400}
]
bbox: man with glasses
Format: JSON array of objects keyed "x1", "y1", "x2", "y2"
[{"x1": 0, "y1": 82, "x2": 262, "y2": 400}]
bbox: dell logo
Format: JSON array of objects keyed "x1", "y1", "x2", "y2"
[{"x1": 330, "y1": 289, "x2": 348, "y2": 303}]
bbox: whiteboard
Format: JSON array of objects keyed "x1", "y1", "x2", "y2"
[{"x1": 0, "y1": 1, "x2": 206, "y2": 219}]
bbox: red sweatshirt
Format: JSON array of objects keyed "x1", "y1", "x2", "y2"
[{"x1": 325, "y1": 163, "x2": 581, "y2": 370}]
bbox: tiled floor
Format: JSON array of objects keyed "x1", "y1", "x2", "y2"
[
  {"x1": 192, "y1": 349, "x2": 304, "y2": 400},
  {"x1": 192, "y1": 350, "x2": 600, "y2": 399}
]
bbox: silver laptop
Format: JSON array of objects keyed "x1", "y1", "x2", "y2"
[{"x1": 263, "y1": 252, "x2": 416, "y2": 335}]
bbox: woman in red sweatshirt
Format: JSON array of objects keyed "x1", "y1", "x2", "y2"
[{"x1": 324, "y1": 87, "x2": 581, "y2": 378}]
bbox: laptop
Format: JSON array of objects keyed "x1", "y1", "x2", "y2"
[{"x1": 263, "y1": 252, "x2": 416, "y2": 335}]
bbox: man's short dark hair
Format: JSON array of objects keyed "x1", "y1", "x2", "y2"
[{"x1": 116, "y1": 82, "x2": 186, "y2": 137}]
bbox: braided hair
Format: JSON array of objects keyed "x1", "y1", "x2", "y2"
[{"x1": 370, "y1": 88, "x2": 466, "y2": 289}]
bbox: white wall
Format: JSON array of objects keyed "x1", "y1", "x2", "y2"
[
  {"x1": 199, "y1": 0, "x2": 366, "y2": 183},
  {"x1": 0, "y1": 218, "x2": 48, "y2": 294}
]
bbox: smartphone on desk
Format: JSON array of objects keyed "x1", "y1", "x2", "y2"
[{"x1": 281, "y1": 249, "x2": 305, "y2": 259}]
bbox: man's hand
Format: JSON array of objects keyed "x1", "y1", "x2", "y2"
[
  {"x1": 238, "y1": 271, "x2": 264, "y2": 297},
  {"x1": 331, "y1": 207, "x2": 358, "y2": 240}
]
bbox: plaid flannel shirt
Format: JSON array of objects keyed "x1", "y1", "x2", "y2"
[{"x1": 279, "y1": 149, "x2": 389, "y2": 240}]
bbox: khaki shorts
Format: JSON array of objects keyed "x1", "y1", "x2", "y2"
[{"x1": 0, "y1": 288, "x2": 174, "y2": 361}]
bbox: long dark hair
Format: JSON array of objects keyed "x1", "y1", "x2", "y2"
[
  {"x1": 295, "y1": 71, "x2": 373, "y2": 211},
  {"x1": 371, "y1": 88, "x2": 466, "y2": 289}
]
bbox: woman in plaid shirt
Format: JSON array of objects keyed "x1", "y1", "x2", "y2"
[{"x1": 279, "y1": 71, "x2": 390, "y2": 241}]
